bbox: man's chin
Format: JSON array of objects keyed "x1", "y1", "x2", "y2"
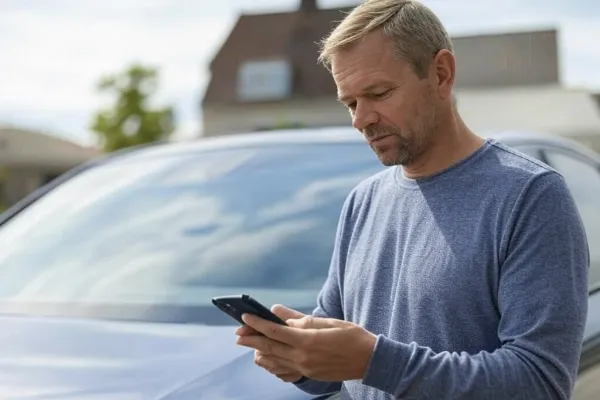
[
  {"x1": 373, "y1": 149, "x2": 403, "y2": 167},
  {"x1": 376, "y1": 154, "x2": 400, "y2": 167}
]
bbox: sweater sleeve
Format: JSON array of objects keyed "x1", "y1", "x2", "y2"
[
  {"x1": 293, "y1": 189, "x2": 358, "y2": 396},
  {"x1": 362, "y1": 171, "x2": 589, "y2": 399}
]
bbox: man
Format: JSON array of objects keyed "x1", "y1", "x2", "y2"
[{"x1": 236, "y1": 0, "x2": 589, "y2": 398}]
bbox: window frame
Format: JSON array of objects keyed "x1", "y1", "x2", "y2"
[
  {"x1": 538, "y1": 145, "x2": 600, "y2": 175},
  {"x1": 512, "y1": 145, "x2": 545, "y2": 162}
]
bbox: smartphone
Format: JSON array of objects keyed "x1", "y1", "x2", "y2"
[{"x1": 211, "y1": 294, "x2": 287, "y2": 326}]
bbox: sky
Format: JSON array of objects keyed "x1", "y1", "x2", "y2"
[{"x1": 1, "y1": 0, "x2": 599, "y2": 146}]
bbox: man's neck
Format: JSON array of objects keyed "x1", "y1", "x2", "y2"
[{"x1": 402, "y1": 118, "x2": 484, "y2": 180}]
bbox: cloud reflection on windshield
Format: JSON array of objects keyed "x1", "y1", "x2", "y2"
[{"x1": 0, "y1": 143, "x2": 383, "y2": 315}]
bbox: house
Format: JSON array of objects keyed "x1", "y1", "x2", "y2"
[
  {"x1": 456, "y1": 86, "x2": 600, "y2": 153},
  {"x1": 450, "y1": 29, "x2": 600, "y2": 153},
  {"x1": 201, "y1": 0, "x2": 353, "y2": 136},
  {"x1": 201, "y1": 0, "x2": 600, "y2": 152},
  {"x1": 0, "y1": 127, "x2": 102, "y2": 207}
]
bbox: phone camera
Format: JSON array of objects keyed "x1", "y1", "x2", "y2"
[{"x1": 224, "y1": 304, "x2": 236, "y2": 312}]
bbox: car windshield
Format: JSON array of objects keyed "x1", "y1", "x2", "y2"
[{"x1": 0, "y1": 141, "x2": 382, "y2": 324}]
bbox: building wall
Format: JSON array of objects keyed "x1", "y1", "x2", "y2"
[
  {"x1": 578, "y1": 137, "x2": 600, "y2": 153},
  {"x1": 455, "y1": 86, "x2": 600, "y2": 143},
  {"x1": 2, "y1": 168, "x2": 43, "y2": 206},
  {"x1": 452, "y1": 29, "x2": 559, "y2": 89},
  {"x1": 203, "y1": 86, "x2": 600, "y2": 155},
  {"x1": 203, "y1": 97, "x2": 349, "y2": 136},
  {"x1": 202, "y1": 28, "x2": 563, "y2": 134},
  {"x1": 0, "y1": 127, "x2": 100, "y2": 170},
  {"x1": 0, "y1": 128, "x2": 101, "y2": 208}
]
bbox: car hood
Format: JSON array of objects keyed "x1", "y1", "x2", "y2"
[{"x1": 0, "y1": 315, "x2": 311, "y2": 400}]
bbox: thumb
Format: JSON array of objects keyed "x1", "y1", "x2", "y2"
[{"x1": 271, "y1": 304, "x2": 305, "y2": 320}]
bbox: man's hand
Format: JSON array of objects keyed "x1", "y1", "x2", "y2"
[
  {"x1": 236, "y1": 305, "x2": 305, "y2": 382},
  {"x1": 235, "y1": 305, "x2": 377, "y2": 382}
]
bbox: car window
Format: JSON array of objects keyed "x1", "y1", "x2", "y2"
[
  {"x1": 0, "y1": 143, "x2": 383, "y2": 323},
  {"x1": 543, "y1": 150, "x2": 600, "y2": 290},
  {"x1": 513, "y1": 145, "x2": 544, "y2": 162}
]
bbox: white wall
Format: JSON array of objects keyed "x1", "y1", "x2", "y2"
[
  {"x1": 203, "y1": 97, "x2": 349, "y2": 136},
  {"x1": 456, "y1": 86, "x2": 600, "y2": 138},
  {"x1": 202, "y1": 86, "x2": 600, "y2": 152}
]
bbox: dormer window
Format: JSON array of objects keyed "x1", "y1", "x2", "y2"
[{"x1": 237, "y1": 60, "x2": 292, "y2": 101}]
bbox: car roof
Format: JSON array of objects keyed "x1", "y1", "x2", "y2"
[{"x1": 105, "y1": 126, "x2": 600, "y2": 165}]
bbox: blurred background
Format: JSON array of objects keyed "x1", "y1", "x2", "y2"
[
  {"x1": 1, "y1": 2, "x2": 600, "y2": 398},
  {"x1": 1, "y1": 0, "x2": 600, "y2": 209}
]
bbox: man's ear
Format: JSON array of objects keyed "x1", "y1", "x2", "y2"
[{"x1": 432, "y1": 49, "x2": 455, "y2": 101}]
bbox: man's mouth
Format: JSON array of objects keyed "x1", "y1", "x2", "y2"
[{"x1": 369, "y1": 135, "x2": 392, "y2": 143}]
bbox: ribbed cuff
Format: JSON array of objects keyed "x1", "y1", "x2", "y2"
[{"x1": 362, "y1": 334, "x2": 409, "y2": 394}]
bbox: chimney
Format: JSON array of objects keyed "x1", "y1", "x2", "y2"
[{"x1": 299, "y1": 0, "x2": 318, "y2": 12}]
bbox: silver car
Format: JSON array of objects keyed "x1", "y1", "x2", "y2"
[{"x1": 0, "y1": 127, "x2": 598, "y2": 399}]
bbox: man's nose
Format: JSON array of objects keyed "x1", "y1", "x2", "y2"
[{"x1": 352, "y1": 101, "x2": 378, "y2": 131}]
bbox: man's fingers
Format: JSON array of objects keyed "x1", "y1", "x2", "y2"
[
  {"x1": 255, "y1": 352, "x2": 299, "y2": 376},
  {"x1": 286, "y1": 315, "x2": 340, "y2": 329},
  {"x1": 271, "y1": 304, "x2": 305, "y2": 320},
  {"x1": 235, "y1": 325, "x2": 258, "y2": 336},
  {"x1": 255, "y1": 352, "x2": 302, "y2": 381},
  {"x1": 236, "y1": 334, "x2": 295, "y2": 360},
  {"x1": 241, "y1": 313, "x2": 304, "y2": 346},
  {"x1": 286, "y1": 316, "x2": 310, "y2": 328}
]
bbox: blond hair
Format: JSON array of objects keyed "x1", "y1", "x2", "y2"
[{"x1": 318, "y1": 0, "x2": 453, "y2": 78}]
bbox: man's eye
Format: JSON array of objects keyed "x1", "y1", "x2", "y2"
[
  {"x1": 347, "y1": 102, "x2": 357, "y2": 110},
  {"x1": 373, "y1": 90, "x2": 391, "y2": 99}
]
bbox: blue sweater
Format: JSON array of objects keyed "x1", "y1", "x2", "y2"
[{"x1": 295, "y1": 139, "x2": 589, "y2": 399}]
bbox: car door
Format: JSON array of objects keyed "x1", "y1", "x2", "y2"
[
  {"x1": 574, "y1": 289, "x2": 600, "y2": 400},
  {"x1": 539, "y1": 146, "x2": 600, "y2": 399},
  {"x1": 574, "y1": 349, "x2": 600, "y2": 399},
  {"x1": 540, "y1": 147, "x2": 600, "y2": 290}
]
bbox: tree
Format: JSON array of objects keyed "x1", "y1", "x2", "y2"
[{"x1": 91, "y1": 64, "x2": 175, "y2": 152}]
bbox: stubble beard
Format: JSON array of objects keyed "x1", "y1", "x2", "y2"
[
  {"x1": 398, "y1": 108, "x2": 437, "y2": 166},
  {"x1": 366, "y1": 112, "x2": 437, "y2": 167}
]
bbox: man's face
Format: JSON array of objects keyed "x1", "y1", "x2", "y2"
[{"x1": 332, "y1": 31, "x2": 439, "y2": 167}]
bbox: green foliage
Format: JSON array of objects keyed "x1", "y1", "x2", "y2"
[
  {"x1": 256, "y1": 116, "x2": 307, "y2": 132},
  {"x1": 91, "y1": 64, "x2": 175, "y2": 152}
]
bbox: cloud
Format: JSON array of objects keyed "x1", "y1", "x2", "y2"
[
  {"x1": 0, "y1": 0, "x2": 234, "y2": 144},
  {"x1": 1, "y1": 0, "x2": 599, "y2": 145}
]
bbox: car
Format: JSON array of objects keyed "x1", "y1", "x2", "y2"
[{"x1": 0, "y1": 127, "x2": 598, "y2": 399}]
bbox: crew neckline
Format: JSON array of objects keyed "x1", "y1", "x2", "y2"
[{"x1": 394, "y1": 138, "x2": 496, "y2": 189}]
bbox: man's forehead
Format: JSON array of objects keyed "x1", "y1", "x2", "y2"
[
  {"x1": 333, "y1": 54, "x2": 406, "y2": 102},
  {"x1": 337, "y1": 79, "x2": 394, "y2": 103},
  {"x1": 331, "y1": 33, "x2": 392, "y2": 73},
  {"x1": 331, "y1": 34, "x2": 407, "y2": 89}
]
